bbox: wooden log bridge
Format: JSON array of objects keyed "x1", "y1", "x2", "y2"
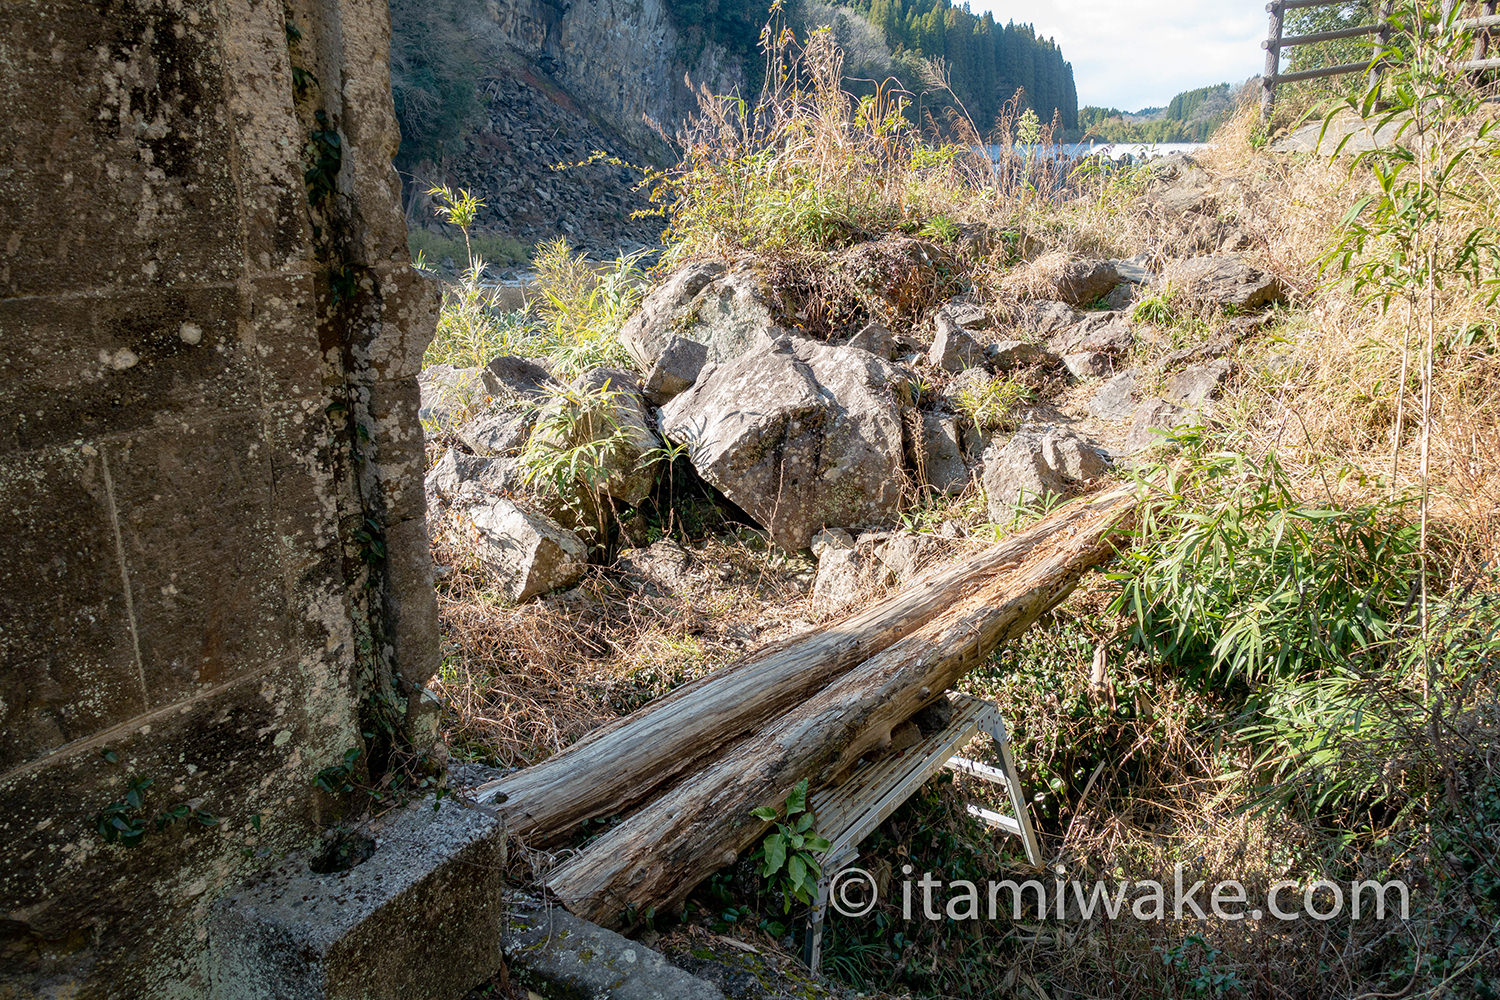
[{"x1": 475, "y1": 484, "x2": 1140, "y2": 929}]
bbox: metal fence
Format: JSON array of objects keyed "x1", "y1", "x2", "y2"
[{"x1": 1261, "y1": 0, "x2": 1499, "y2": 115}]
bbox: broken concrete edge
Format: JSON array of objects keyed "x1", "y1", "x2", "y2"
[
  {"x1": 505, "y1": 895, "x2": 728, "y2": 1000},
  {"x1": 208, "y1": 793, "x2": 508, "y2": 1000}
]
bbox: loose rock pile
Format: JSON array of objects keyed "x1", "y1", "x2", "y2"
[{"x1": 421, "y1": 156, "x2": 1291, "y2": 606}]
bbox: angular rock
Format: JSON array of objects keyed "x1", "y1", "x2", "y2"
[
  {"x1": 1063, "y1": 351, "x2": 1114, "y2": 380},
  {"x1": 1103, "y1": 282, "x2": 1138, "y2": 311},
  {"x1": 455, "y1": 411, "x2": 532, "y2": 458},
  {"x1": 619, "y1": 261, "x2": 782, "y2": 373},
  {"x1": 1161, "y1": 255, "x2": 1289, "y2": 313},
  {"x1": 1089, "y1": 370, "x2": 1140, "y2": 422},
  {"x1": 929, "y1": 317, "x2": 985, "y2": 371},
  {"x1": 986, "y1": 340, "x2": 1054, "y2": 371},
  {"x1": 846, "y1": 321, "x2": 895, "y2": 358},
  {"x1": 919, "y1": 412, "x2": 968, "y2": 495},
  {"x1": 643, "y1": 335, "x2": 710, "y2": 405},
  {"x1": 982, "y1": 425, "x2": 1111, "y2": 516},
  {"x1": 660, "y1": 340, "x2": 906, "y2": 551},
  {"x1": 1017, "y1": 300, "x2": 1084, "y2": 338},
  {"x1": 1165, "y1": 359, "x2": 1235, "y2": 406},
  {"x1": 424, "y1": 449, "x2": 520, "y2": 504},
  {"x1": 482, "y1": 354, "x2": 554, "y2": 405},
  {"x1": 1125, "y1": 399, "x2": 1196, "y2": 454},
  {"x1": 417, "y1": 364, "x2": 486, "y2": 428},
  {"x1": 810, "y1": 529, "x2": 949, "y2": 613},
  {"x1": 1048, "y1": 312, "x2": 1135, "y2": 356},
  {"x1": 504, "y1": 897, "x2": 725, "y2": 1000},
  {"x1": 933, "y1": 299, "x2": 992, "y2": 332},
  {"x1": 1049, "y1": 259, "x2": 1123, "y2": 307},
  {"x1": 463, "y1": 499, "x2": 588, "y2": 602}
]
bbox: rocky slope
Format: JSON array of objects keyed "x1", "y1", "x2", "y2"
[
  {"x1": 419, "y1": 155, "x2": 1290, "y2": 609},
  {"x1": 394, "y1": 0, "x2": 746, "y2": 254}
]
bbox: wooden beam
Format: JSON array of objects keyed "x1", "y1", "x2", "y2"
[
  {"x1": 1267, "y1": 23, "x2": 1383, "y2": 48},
  {"x1": 1269, "y1": 60, "x2": 1375, "y2": 85}
]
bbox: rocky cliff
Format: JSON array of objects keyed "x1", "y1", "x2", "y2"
[{"x1": 392, "y1": 0, "x2": 747, "y2": 253}]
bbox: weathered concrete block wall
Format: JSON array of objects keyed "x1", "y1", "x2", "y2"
[{"x1": 0, "y1": 0, "x2": 440, "y2": 995}]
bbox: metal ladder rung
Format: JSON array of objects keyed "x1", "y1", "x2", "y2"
[
  {"x1": 966, "y1": 803, "x2": 1023, "y2": 836},
  {"x1": 945, "y1": 755, "x2": 1012, "y2": 789}
]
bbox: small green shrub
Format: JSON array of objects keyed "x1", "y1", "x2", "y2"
[
  {"x1": 750, "y1": 778, "x2": 830, "y2": 914},
  {"x1": 957, "y1": 376, "x2": 1030, "y2": 433},
  {"x1": 1112, "y1": 446, "x2": 1424, "y2": 686}
]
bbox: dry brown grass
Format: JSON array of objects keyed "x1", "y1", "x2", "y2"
[{"x1": 428, "y1": 511, "x2": 827, "y2": 766}]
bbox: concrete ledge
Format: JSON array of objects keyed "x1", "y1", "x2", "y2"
[
  {"x1": 209, "y1": 797, "x2": 507, "y2": 1000},
  {"x1": 505, "y1": 896, "x2": 725, "y2": 1000}
]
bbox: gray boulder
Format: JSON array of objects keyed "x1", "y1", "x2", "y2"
[
  {"x1": 982, "y1": 425, "x2": 1111, "y2": 516},
  {"x1": 1165, "y1": 359, "x2": 1235, "y2": 406},
  {"x1": 643, "y1": 335, "x2": 709, "y2": 406},
  {"x1": 919, "y1": 412, "x2": 968, "y2": 495},
  {"x1": 619, "y1": 261, "x2": 783, "y2": 373},
  {"x1": 1089, "y1": 370, "x2": 1140, "y2": 422},
  {"x1": 1018, "y1": 300, "x2": 1084, "y2": 338},
  {"x1": 1063, "y1": 351, "x2": 1114, "y2": 380},
  {"x1": 986, "y1": 340, "x2": 1055, "y2": 371},
  {"x1": 929, "y1": 318, "x2": 985, "y2": 371},
  {"x1": 482, "y1": 355, "x2": 554, "y2": 405},
  {"x1": 1124, "y1": 399, "x2": 1196, "y2": 454},
  {"x1": 456, "y1": 411, "x2": 532, "y2": 458},
  {"x1": 1161, "y1": 255, "x2": 1288, "y2": 313},
  {"x1": 462, "y1": 499, "x2": 588, "y2": 602},
  {"x1": 928, "y1": 299, "x2": 995, "y2": 371},
  {"x1": 660, "y1": 339, "x2": 906, "y2": 551},
  {"x1": 1049, "y1": 260, "x2": 1123, "y2": 307},
  {"x1": 811, "y1": 529, "x2": 948, "y2": 613},
  {"x1": 425, "y1": 449, "x2": 520, "y2": 505},
  {"x1": 1047, "y1": 312, "x2": 1135, "y2": 357},
  {"x1": 847, "y1": 321, "x2": 895, "y2": 358}
]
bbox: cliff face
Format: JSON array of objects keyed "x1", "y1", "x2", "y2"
[
  {"x1": 467, "y1": 0, "x2": 745, "y2": 155},
  {"x1": 392, "y1": 0, "x2": 748, "y2": 254}
]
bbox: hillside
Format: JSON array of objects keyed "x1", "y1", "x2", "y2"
[
  {"x1": 390, "y1": 0, "x2": 1080, "y2": 260},
  {"x1": 1079, "y1": 81, "x2": 1243, "y2": 143}
]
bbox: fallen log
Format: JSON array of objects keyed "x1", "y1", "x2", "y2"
[
  {"x1": 546, "y1": 488, "x2": 1134, "y2": 926},
  {"x1": 474, "y1": 485, "x2": 1136, "y2": 847}
]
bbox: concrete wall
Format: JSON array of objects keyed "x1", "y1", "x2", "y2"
[{"x1": 0, "y1": 0, "x2": 440, "y2": 995}]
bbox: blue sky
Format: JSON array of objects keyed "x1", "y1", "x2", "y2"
[{"x1": 976, "y1": 1, "x2": 1269, "y2": 111}]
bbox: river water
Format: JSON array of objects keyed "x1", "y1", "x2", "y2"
[{"x1": 990, "y1": 142, "x2": 1209, "y2": 163}]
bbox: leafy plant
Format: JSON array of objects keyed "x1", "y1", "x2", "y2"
[
  {"x1": 750, "y1": 779, "x2": 831, "y2": 913},
  {"x1": 1112, "y1": 446, "x2": 1423, "y2": 685},
  {"x1": 94, "y1": 772, "x2": 219, "y2": 848},
  {"x1": 1317, "y1": 1, "x2": 1500, "y2": 674},
  {"x1": 957, "y1": 376, "x2": 1031, "y2": 433}
]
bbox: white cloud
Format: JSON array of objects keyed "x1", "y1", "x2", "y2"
[{"x1": 975, "y1": 1, "x2": 1268, "y2": 111}]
